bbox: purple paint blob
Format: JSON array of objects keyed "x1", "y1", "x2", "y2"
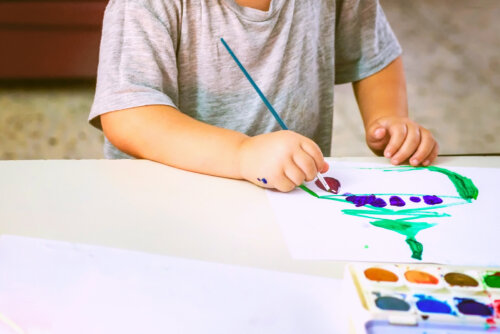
[
  {"x1": 315, "y1": 177, "x2": 341, "y2": 194},
  {"x1": 455, "y1": 298, "x2": 493, "y2": 317},
  {"x1": 257, "y1": 178, "x2": 268, "y2": 184},
  {"x1": 346, "y1": 195, "x2": 376, "y2": 207},
  {"x1": 372, "y1": 198, "x2": 387, "y2": 208},
  {"x1": 423, "y1": 195, "x2": 443, "y2": 205},
  {"x1": 389, "y1": 196, "x2": 406, "y2": 207},
  {"x1": 345, "y1": 195, "x2": 387, "y2": 208},
  {"x1": 410, "y1": 196, "x2": 421, "y2": 203}
]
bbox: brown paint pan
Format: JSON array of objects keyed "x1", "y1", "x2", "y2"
[{"x1": 442, "y1": 270, "x2": 483, "y2": 293}]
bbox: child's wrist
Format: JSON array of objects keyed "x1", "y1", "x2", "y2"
[{"x1": 236, "y1": 136, "x2": 251, "y2": 181}]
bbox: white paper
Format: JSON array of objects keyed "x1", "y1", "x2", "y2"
[
  {"x1": 267, "y1": 161, "x2": 500, "y2": 266},
  {"x1": 0, "y1": 235, "x2": 346, "y2": 334}
]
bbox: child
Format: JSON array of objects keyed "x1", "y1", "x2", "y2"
[{"x1": 89, "y1": 0, "x2": 438, "y2": 192}]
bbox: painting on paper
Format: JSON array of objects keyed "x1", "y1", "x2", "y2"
[{"x1": 267, "y1": 161, "x2": 500, "y2": 266}]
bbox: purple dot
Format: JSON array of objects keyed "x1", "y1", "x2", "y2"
[
  {"x1": 346, "y1": 195, "x2": 376, "y2": 207},
  {"x1": 345, "y1": 195, "x2": 388, "y2": 207},
  {"x1": 262, "y1": 178, "x2": 268, "y2": 184},
  {"x1": 389, "y1": 196, "x2": 406, "y2": 207},
  {"x1": 410, "y1": 196, "x2": 421, "y2": 203},
  {"x1": 346, "y1": 195, "x2": 364, "y2": 207},
  {"x1": 423, "y1": 195, "x2": 443, "y2": 205},
  {"x1": 372, "y1": 198, "x2": 387, "y2": 208}
]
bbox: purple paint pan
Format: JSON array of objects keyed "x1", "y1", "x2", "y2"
[{"x1": 454, "y1": 297, "x2": 494, "y2": 317}]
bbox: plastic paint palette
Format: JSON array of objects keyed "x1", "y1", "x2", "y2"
[{"x1": 343, "y1": 263, "x2": 500, "y2": 334}]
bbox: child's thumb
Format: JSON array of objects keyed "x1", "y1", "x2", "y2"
[
  {"x1": 367, "y1": 123, "x2": 387, "y2": 143},
  {"x1": 320, "y1": 161, "x2": 329, "y2": 173}
]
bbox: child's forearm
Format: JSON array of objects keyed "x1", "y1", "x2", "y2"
[
  {"x1": 101, "y1": 105, "x2": 248, "y2": 179},
  {"x1": 351, "y1": 56, "x2": 438, "y2": 166},
  {"x1": 352, "y1": 56, "x2": 408, "y2": 128},
  {"x1": 101, "y1": 105, "x2": 328, "y2": 192}
]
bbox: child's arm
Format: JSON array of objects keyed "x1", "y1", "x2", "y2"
[
  {"x1": 101, "y1": 105, "x2": 328, "y2": 192},
  {"x1": 353, "y1": 56, "x2": 438, "y2": 166}
]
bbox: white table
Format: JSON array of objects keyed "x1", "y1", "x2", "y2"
[{"x1": 1, "y1": 156, "x2": 499, "y2": 279}]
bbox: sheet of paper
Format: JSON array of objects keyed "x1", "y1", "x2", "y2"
[
  {"x1": 267, "y1": 161, "x2": 500, "y2": 266},
  {"x1": 0, "y1": 235, "x2": 345, "y2": 334}
]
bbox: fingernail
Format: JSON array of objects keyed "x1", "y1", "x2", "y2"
[
  {"x1": 391, "y1": 158, "x2": 398, "y2": 165},
  {"x1": 423, "y1": 160, "x2": 430, "y2": 166},
  {"x1": 385, "y1": 151, "x2": 392, "y2": 158},
  {"x1": 411, "y1": 159, "x2": 418, "y2": 165}
]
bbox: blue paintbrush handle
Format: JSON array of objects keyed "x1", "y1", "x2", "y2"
[{"x1": 220, "y1": 38, "x2": 289, "y2": 130}]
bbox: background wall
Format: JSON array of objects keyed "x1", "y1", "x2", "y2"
[
  {"x1": 332, "y1": 0, "x2": 500, "y2": 156},
  {"x1": 0, "y1": 0, "x2": 499, "y2": 160}
]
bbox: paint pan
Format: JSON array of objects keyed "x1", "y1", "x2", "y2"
[
  {"x1": 443, "y1": 270, "x2": 482, "y2": 292},
  {"x1": 413, "y1": 294, "x2": 456, "y2": 316},
  {"x1": 371, "y1": 292, "x2": 412, "y2": 312},
  {"x1": 345, "y1": 264, "x2": 500, "y2": 333},
  {"x1": 483, "y1": 271, "x2": 500, "y2": 291},
  {"x1": 494, "y1": 299, "x2": 500, "y2": 319},
  {"x1": 454, "y1": 297, "x2": 494, "y2": 318},
  {"x1": 403, "y1": 267, "x2": 442, "y2": 290},
  {"x1": 362, "y1": 265, "x2": 403, "y2": 288}
]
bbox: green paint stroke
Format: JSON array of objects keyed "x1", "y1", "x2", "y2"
[
  {"x1": 427, "y1": 166, "x2": 478, "y2": 201},
  {"x1": 376, "y1": 165, "x2": 479, "y2": 201},
  {"x1": 298, "y1": 184, "x2": 319, "y2": 198},
  {"x1": 299, "y1": 165, "x2": 479, "y2": 260}
]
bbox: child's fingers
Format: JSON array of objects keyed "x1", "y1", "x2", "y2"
[
  {"x1": 293, "y1": 150, "x2": 318, "y2": 182},
  {"x1": 390, "y1": 123, "x2": 421, "y2": 165},
  {"x1": 384, "y1": 123, "x2": 407, "y2": 159},
  {"x1": 284, "y1": 159, "x2": 308, "y2": 186},
  {"x1": 320, "y1": 162, "x2": 329, "y2": 173},
  {"x1": 300, "y1": 140, "x2": 326, "y2": 173},
  {"x1": 409, "y1": 128, "x2": 435, "y2": 166},
  {"x1": 366, "y1": 123, "x2": 389, "y2": 151},
  {"x1": 422, "y1": 142, "x2": 439, "y2": 166},
  {"x1": 273, "y1": 171, "x2": 299, "y2": 192}
]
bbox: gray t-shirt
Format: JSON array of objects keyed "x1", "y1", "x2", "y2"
[{"x1": 89, "y1": 0, "x2": 402, "y2": 158}]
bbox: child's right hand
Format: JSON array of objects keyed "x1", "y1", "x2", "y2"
[{"x1": 237, "y1": 130, "x2": 329, "y2": 192}]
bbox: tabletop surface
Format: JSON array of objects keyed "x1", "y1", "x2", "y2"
[{"x1": 1, "y1": 156, "x2": 499, "y2": 280}]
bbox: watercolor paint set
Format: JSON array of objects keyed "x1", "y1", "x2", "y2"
[{"x1": 343, "y1": 263, "x2": 500, "y2": 333}]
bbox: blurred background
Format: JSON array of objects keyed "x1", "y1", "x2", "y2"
[{"x1": 0, "y1": 0, "x2": 499, "y2": 160}]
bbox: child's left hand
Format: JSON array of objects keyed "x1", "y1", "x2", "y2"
[{"x1": 365, "y1": 116, "x2": 438, "y2": 166}]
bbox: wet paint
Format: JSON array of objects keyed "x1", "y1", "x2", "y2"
[
  {"x1": 298, "y1": 165, "x2": 478, "y2": 261},
  {"x1": 315, "y1": 177, "x2": 341, "y2": 194},
  {"x1": 389, "y1": 196, "x2": 406, "y2": 207},
  {"x1": 344, "y1": 194, "x2": 387, "y2": 208},
  {"x1": 426, "y1": 166, "x2": 479, "y2": 201},
  {"x1": 364, "y1": 267, "x2": 399, "y2": 282},
  {"x1": 455, "y1": 298, "x2": 493, "y2": 317},
  {"x1": 405, "y1": 270, "x2": 439, "y2": 285},
  {"x1": 345, "y1": 194, "x2": 375, "y2": 207},
  {"x1": 257, "y1": 178, "x2": 267, "y2": 184},
  {"x1": 444, "y1": 272, "x2": 479, "y2": 287},
  {"x1": 484, "y1": 272, "x2": 500, "y2": 288},
  {"x1": 423, "y1": 195, "x2": 443, "y2": 205},
  {"x1": 366, "y1": 220, "x2": 435, "y2": 260},
  {"x1": 375, "y1": 296, "x2": 410, "y2": 311},
  {"x1": 414, "y1": 295, "x2": 453, "y2": 314}
]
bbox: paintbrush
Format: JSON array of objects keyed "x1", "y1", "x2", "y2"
[{"x1": 220, "y1": 38, "x2": 332, "y2": 192}]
